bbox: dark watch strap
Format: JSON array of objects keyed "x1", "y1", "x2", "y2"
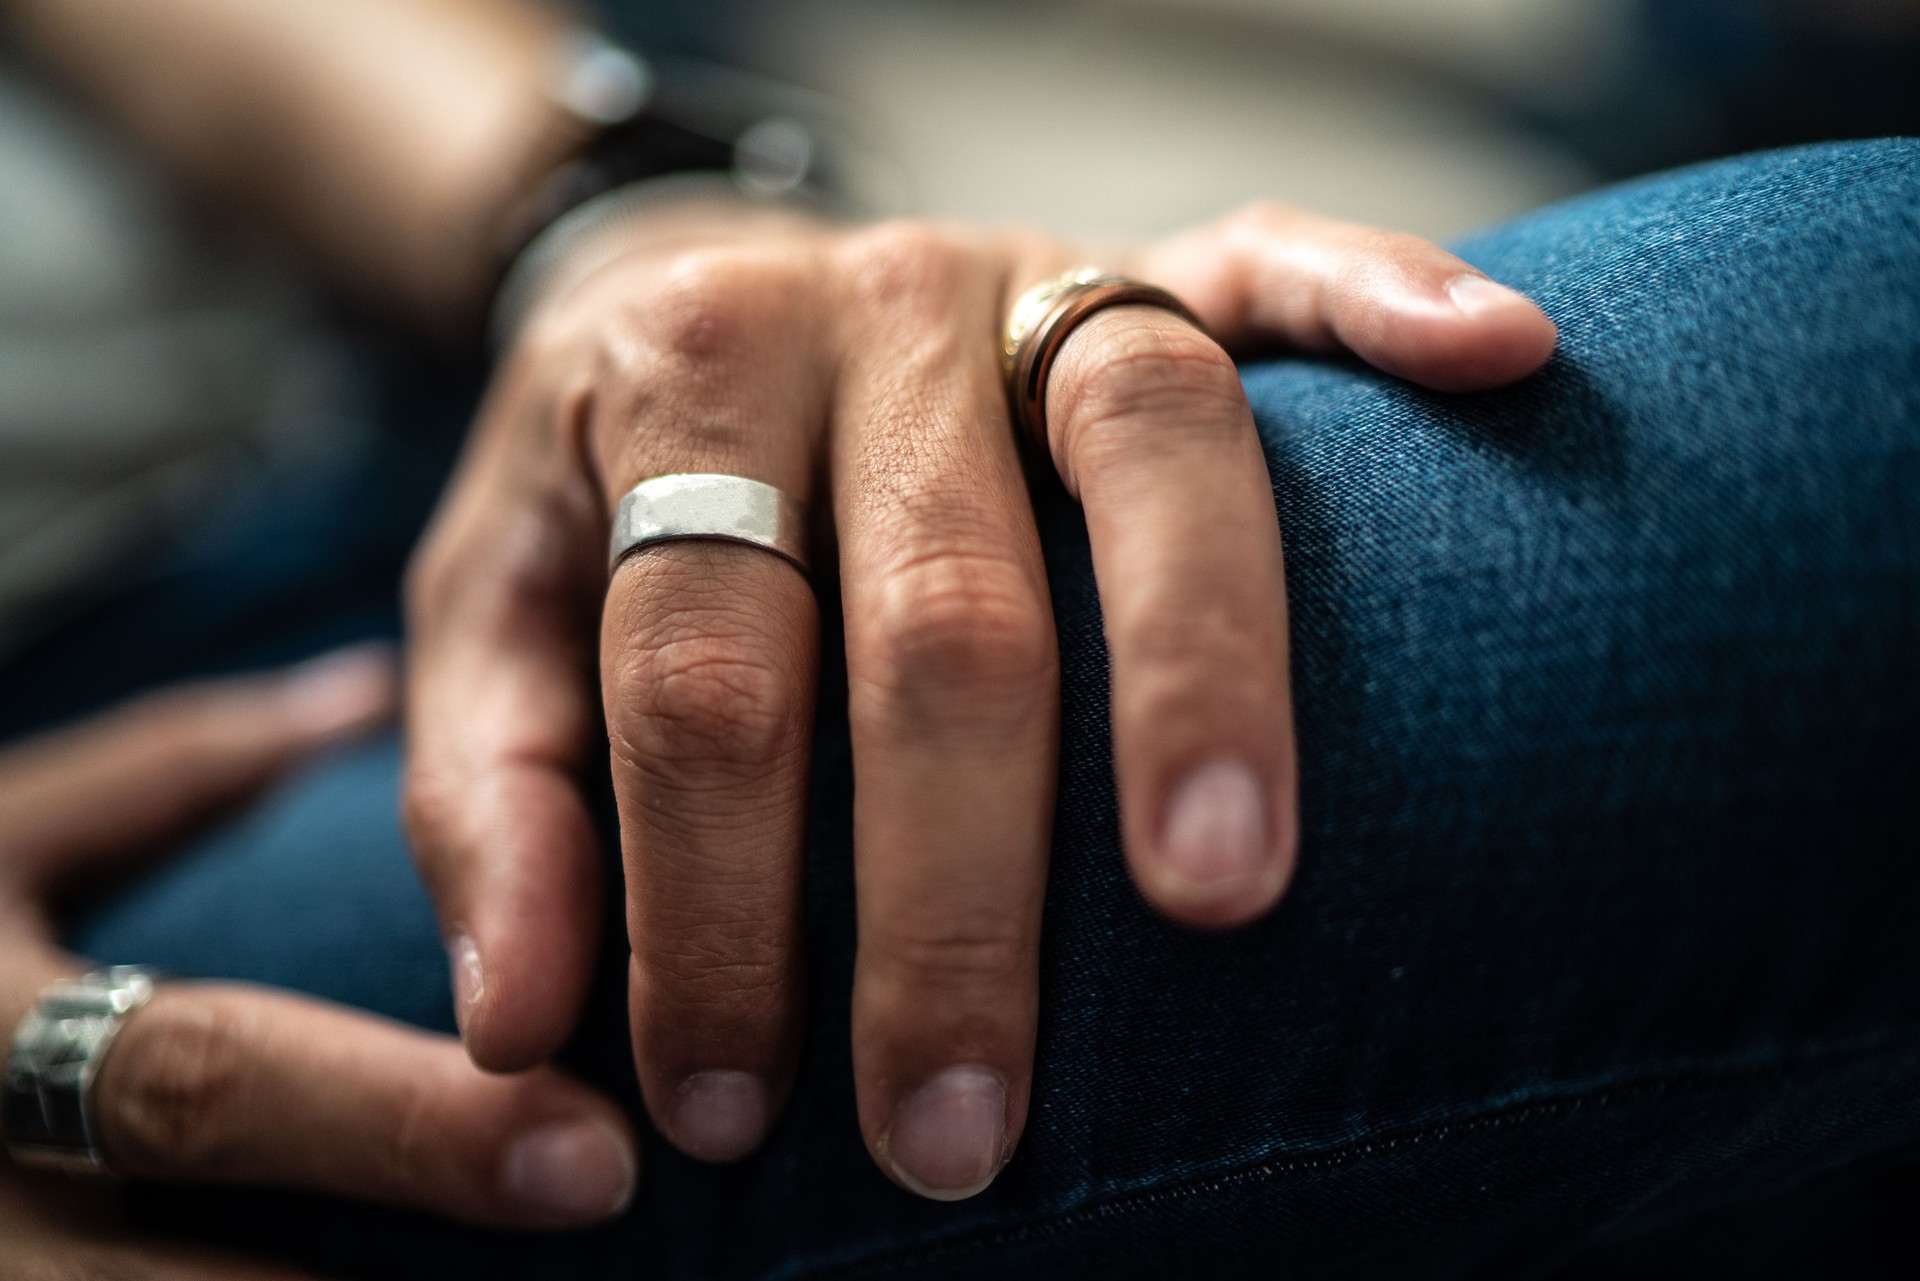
[{"x1": 492, "y1": 34, "x2": 858, "y2": 319}]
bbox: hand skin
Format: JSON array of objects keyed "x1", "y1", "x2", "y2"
[
  {"x1": 403, "y1": 198, "x2": 1559, "y2": 1199},
  {"x1": 0, "y1": 650, "x2": 638, "y2": 1280}
]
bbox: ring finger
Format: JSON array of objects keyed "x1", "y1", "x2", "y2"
[{"x1": 832, "y1": 225, "x2": 1060, "y2": 1200}]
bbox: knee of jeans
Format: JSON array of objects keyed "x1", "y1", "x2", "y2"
[
  {"x1": 1235, "y1": 139, "x2": 1919, "y2": 677},
  {"x1": 68, "y1": 734, "x2": 456, "y2": 1033}
]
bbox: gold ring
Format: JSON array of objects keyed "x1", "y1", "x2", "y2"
[{"x1": 1001, "y1": 266, "x2": 1203, "y2": 450}]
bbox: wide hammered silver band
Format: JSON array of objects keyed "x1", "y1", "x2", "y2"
[
  {"x1": 608, "y1": 473, "x2": 810, "y2": 575},
  {"x1": 3, "y1": 966, "x2": 163, "y2": 1176}
]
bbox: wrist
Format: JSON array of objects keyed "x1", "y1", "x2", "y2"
[{"x1": 485, "y1": 39, "x2": 871, "y2": 351}]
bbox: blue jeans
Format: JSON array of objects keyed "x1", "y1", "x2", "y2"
[{"x1": 24, "y1": 141, "x2": 1920, "y2": 1278}]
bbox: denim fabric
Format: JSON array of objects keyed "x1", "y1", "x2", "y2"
[{"x1": 46, "y1": 140, "x2": 1920, "y2": 1278}]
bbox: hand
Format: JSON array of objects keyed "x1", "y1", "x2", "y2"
[
  {"x1": 0, "y1": 651, "x2": 638, "y2": 1278},
  {"x1": 404, "y1": 200, "x2": 1558, "y2": 1196}
]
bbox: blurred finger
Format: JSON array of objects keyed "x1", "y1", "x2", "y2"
[
  {"x1": 90, "y1": 982, "x2": 636, "y2": 1227},
  {"x1": 832, "y1": 226, "x2": 1056, "y2": 1200},
  {"x1": 0, "y1": 645, "x2": 395, "y2": 896},
  {"x1": 1133, "y1": 202, "x2": 1558, "y2": 391},
  {"x1": 2, "y1": 1244, "x2": 319, "y2": 1281},
  {"x1": 403, "y1": 386, "x2": 607, "y2": 1072},
  {"x1": 1044, "y1": 302, "x2": 1295, "y2": 926},
  {"x1": 62, "y1": 1253, "x2": 317, "y2": 1281}
]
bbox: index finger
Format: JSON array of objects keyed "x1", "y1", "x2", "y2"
[{"x1": 402, "y1": 381, "x2": 608, "y2": 1072}]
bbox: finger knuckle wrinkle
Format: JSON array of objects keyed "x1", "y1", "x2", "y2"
[
  {"x1": 873, "y1": 920, "x2": 1030, "y2": 990},
  {"x1": 1128, "y1": 597, "x2": 1265, "y2": 671},
  {"x1": 1074, "y1": 321, "x2": 1240, "y2": 419},
  {"x1": 105, "y1": 1000, "x2": 246, "y2": 1175},
  {"x1": 649, "y1": 947, "x2": 794, "y2": 1017},
  {"x1": 381, "y1": 1074, "x2": 449, "y2": 1192},
  {"x1": 1058, "y1": 326, "x2": 1244, "y2": 464},
  {"x1": 871, "y1": 555, "x2": 1052, "y2": 698},
  {"x1": 625, "y1": 637, "x2": 799, "y2": 769},
  {"x1": 35, "y1": 1258, "x2": 132, "y2": 1281}
]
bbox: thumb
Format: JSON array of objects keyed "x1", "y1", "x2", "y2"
[{"x1": 0, "y1": 644, "x2": 397, "y2": 894}]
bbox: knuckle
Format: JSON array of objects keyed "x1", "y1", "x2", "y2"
[
  {"x1": 642, "y1": 947, "x2": 795, "y2": 1045},
  {"x1": 97, "y1": 996, "x2": 247, "y2": 1176},
  {"x1": 645, "y1": 248, "x2": 808, "y2": 364},
  {"x1": 649, "y1": 938, "x2": 791, "y2": 1000},
  {"x1": 1121, "y1": 603, "x2": 1277, "y2": 718},
  {"x1": 1227, "y1": 198, "x2": 1303, "y2": 236},
  {"x1": 1075, "y1": 317, "x2": 1241, "y2": 417},
  {"x1": 865, "y1": 552, "x2": 1053, "y2": 708},
  {"x1": 472, "y1": 506, "x2": 591, "y2": 624},
  {"x1": 616, "y1": 626, "x2": 803, "y2": 774},
  {"x1": 584, "y1": 250, "x2": 811, "y2": 475},
  {"x1": 20, "y1": 1257, "x2": 128, "y2": 1281},
  {"x1": 838, "y1": 221, "x2": 973, "y2": 316},
  {"x1": 378, "y1": 1073, "x2": 449, "y2": 1194},
  {"x1": 869, "y1": 916, "x2": 1032, "y2": 991},
  {"x1": 400, "y1": 764, "x2": 461, "y2": 865},
  {"x1": 406, "y1": 502, "x2": 590, "y2": 638},
  {"x1": 1129, "y1": 597, "x2": 1264, "y2": 671},
  {"x1": 1057, "y1": 318, "x2": 1245, "y2": 454}
]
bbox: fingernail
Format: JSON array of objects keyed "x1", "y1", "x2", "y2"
[
  {"x1": 280, "y1": 643, "x2": 397, "y2": 738},
  {"x1": 449, "y1": 933, "x2": 484, "y2": 1033},
  {"x1": 669, "y1": 1071, "x2": 770, "y2": 1163},
  {"x1": 502, "y1": 1118, "x2": 636, "y2": 1220},
  {"x1": 880, "y1": 1066, "x2": 1007, "y2": 1200},
  {"x1": 1446, "y1": 273, "x2": 1529, "y2": 315},
  {"x1": 1160, "y1": 758, "x2": 1270, "y2": 889}
]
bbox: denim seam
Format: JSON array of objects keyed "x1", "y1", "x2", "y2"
[{"x1": 772, "y1": 1032, "x2": 1920, "y2": 1280}]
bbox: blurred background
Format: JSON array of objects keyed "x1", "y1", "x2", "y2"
[{"x1": 618, "y1": 0, "x2": 1920, "y2": 240}]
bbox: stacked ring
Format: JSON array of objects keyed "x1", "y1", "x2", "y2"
[{"x1": 1001, "y1": 267, "x2": 1204, "y2": 450}]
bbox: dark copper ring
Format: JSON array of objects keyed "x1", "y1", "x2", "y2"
[{"x1": 1001, "y1": 267, "x2": 1204, "y2": 450}]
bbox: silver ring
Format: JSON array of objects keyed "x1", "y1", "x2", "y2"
[
  {"x1": 608, "y1": 473, "x2": 809, "y2": 575},
  {"x1": 3, "y1": 966, "x2": 164, "y2": 1176}
]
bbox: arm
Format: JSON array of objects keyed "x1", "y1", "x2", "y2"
[{"x1": 1, "y1": 0, "x2": 583, "y2": 327}]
